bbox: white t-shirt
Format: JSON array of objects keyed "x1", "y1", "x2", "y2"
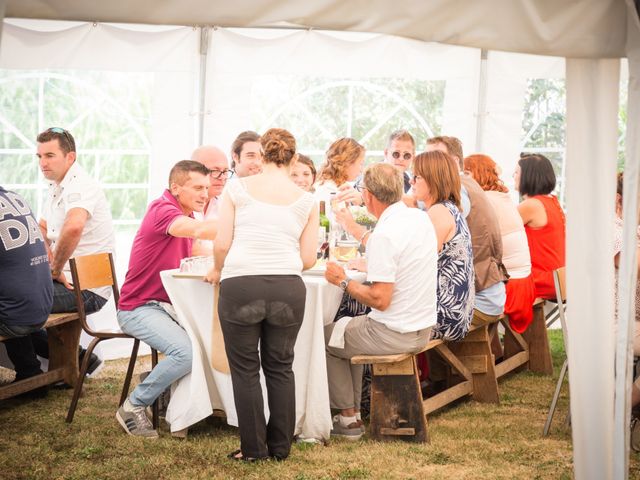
[
  {"x1": 42, "y1": 161, "x2": 115, "y2": 298},
  {"x1": 221, "y1": 179, "x2": 315, "y2": 280},
  {"x1": 366, "y1": 202, "x2": 438, "y2": 333}
]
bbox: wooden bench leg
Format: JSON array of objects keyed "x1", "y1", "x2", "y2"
[
  {"x1": 369, "y1": 356, "x2": 429, "y2": 443},
  {"x1": 47, "y1": 321, "x2": 81, "y2": 387},
  {"x1": 449, "y1": 326, "x2": 500, "y2": 404},
  {"x1": 522, "y1": 302, "x2": 553, "y2": 375}
]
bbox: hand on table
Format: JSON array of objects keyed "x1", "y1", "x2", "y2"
[
  {"x1": 204, "y1": 268, "x2": 221, "y2": 285},
  {"x1": 336, "y1": 184, "x2": 363, "y2": 206},
  {"x1": 324, "y1": 261, "x2": 346, "y2": 286}
]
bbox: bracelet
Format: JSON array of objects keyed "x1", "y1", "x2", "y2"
[{"x1": 358, "y1": 229, "x2": 370, "y2": 243}]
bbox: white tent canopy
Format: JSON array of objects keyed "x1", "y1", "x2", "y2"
[{"x1": 1, "y1": 1, "x2": 639, "y2": 479}]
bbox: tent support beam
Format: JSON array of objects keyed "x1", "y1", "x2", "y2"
[
  {"x1": 474, "y1": 48, "x2": 488, "y2": 153},
  {"x1": 197, "y1": 26, "x2": 210, "y2": 146}
]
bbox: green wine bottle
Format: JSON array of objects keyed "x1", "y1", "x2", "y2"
[{"x1": 319, "y1": 201, "x2": 330, "y2": 232}]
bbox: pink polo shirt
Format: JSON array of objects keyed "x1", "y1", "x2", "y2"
[{"x1": 118, "y1": 190, "x2": 192, "y2": 311}]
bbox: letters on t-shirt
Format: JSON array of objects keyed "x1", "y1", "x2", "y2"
[{"x1": 0, "y1": 191, "x2": 46, "y2": 251}]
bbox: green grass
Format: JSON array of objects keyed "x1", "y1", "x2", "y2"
[{"x1": 1, "y1": 330, "x2": 639, "y2": 479}]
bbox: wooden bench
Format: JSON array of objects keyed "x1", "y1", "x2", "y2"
[
  {"x1": 521, "y1": 298, "x2": 553, "y2": 375},
  {"x1": 351, "y1": 323, "x2": 499, "y2": 443},
  {"x1": 0, "y1": 312, "x2": 80, "y2": 400}
]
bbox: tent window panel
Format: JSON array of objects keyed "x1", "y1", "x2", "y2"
[
  {"x1": 251, "y1": 76, "x2": 445, "y2": 166},
  {"x1": 0, "y1": 69, "x2": 153, "y2": 226}
]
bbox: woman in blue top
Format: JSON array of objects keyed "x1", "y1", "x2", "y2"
[{"x1": 411, "y1": 150, "x2": 475, "y2": 341}]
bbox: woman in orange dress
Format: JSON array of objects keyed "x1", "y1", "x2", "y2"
[{"x1": 514, "y1": 153, "x2": 566, "y2": 300}]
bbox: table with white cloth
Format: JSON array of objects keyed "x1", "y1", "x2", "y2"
[{"x1": 159, "y1": 268, "x2": 366, "y2": 441}]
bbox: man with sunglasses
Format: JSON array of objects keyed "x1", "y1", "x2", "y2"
[
  {"x1": 383, "y1": 130, "x2": 415, "y2": 194},
  {"x1": 8, "y1": 127, "x2": 116, "y2": 383},
  {"x1": 190, "y1": 145, "x2": 231, "y2": 256}
]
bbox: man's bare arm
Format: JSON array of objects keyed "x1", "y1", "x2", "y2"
[
  {"x1": 50, "y1": 208, "x2": 88, "y2": 272},
  {"x1": 325, "y1": 261, "x2": 393, "y2": 311},
  {"x1": 168, "y1": 217, "x2": 217, "y2": 240}
]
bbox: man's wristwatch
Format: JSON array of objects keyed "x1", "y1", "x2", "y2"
[
  {"x1": 338, "y1": 278, "x2": 350, "y2": 291},
  {"x1": 51, "y1": 268, "x2": 61, "y2": 277}
]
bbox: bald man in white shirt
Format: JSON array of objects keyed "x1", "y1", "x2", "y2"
[{"x1": 190, "y1": 145, "x2": 230, "y2": 256}]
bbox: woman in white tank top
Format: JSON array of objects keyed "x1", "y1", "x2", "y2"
[{"x1": 205, "y1": 128, "x2": 318, "y2": 461}]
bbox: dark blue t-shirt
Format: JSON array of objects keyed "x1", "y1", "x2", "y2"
[{"x1": 0, "y1": 187, "x2": 53, "y2": 327}]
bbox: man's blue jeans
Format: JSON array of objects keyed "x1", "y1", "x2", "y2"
[{"x1": 118, "y1": 302, "x2": 192, "y2": 407}]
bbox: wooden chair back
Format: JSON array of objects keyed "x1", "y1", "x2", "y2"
[{"x1": 69, "y1": 253, "x2": 119, "y2": 335}]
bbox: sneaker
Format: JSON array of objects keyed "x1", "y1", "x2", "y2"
[
  {"x1": 631, "y1": 417, "x2": 640, "y2": 452},
  {"x1": 79, "y1": 349, "x2": 102, "y2": 376},
  {"x1": 330, "y1": 415, "x2": 363, "y2": 441},
  {"x1": 116, "y1": 399, "x2": 159, "y2": 439}
]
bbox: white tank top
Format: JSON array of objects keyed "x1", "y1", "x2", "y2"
[{"x1": 221, "y1": 179, "x2": 315, "y2": 281}]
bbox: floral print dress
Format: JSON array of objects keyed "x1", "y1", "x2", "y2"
[{"x1": 431, "y1": 201, "x2": 475, "y2": 341}]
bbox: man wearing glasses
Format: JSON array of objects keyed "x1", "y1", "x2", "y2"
[
  {"x1": 383, "y1": 130, "x2": 415, "y2": 194},
  {"x1": 191, "y1": 145, "x2": 232, "y2": 256}
]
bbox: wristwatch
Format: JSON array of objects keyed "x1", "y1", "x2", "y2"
[
  {"x1": 338, "y1": 278, "x2": 350, "y2": 291},
  {"x1": 51, "y1": 268, "x2": 61, "y2": 277}
]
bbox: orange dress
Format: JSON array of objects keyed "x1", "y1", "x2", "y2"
[{"x1": 524, "y1": 195, "x2": 566, "y2": 299}]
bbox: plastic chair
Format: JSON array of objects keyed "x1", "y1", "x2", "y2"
[
  {"x1": 65, "y1": 252, "x2": 158, "y2": 426},
  {"x1": 542, "y1": 267, "x2": 569, "y2": 436}
]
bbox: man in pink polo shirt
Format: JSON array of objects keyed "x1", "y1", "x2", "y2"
[{"x1": 116, "y1": 160, "x2": 217, "y2": 439}]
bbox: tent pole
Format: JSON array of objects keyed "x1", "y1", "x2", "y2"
[
  {"x1": 565, "y1": 57, "x2": 620, "y2": 480},
  {"x1": 0, "y1": 0, "x2": 5, "y2": 51},
  {"x1": 613, "y1": 3, "x2": 640, "y2": 478},
  {"x1": 197, "y1": 26, "x2": 210, "y2": 146},
  {"x1": 474, "y1": 49, "x2": 488, "y2": 153}
]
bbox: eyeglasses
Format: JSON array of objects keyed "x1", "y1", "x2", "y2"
[
  {"x1": 411, "y1": 174, "x2": 423, "y2": 183},
  {"x1": 391, "y1": 151, "x2": 413, "y2": 161},
  {"x1": 209, "y1": 169, "x2": 234, "y2": 180},
  {"x1": 355, "y1": 183, "x2": 368, "y2": 193}
]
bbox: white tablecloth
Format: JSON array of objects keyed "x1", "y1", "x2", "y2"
[{"x1": 160, "y1": 269, "x2": 365, "y2": 440}]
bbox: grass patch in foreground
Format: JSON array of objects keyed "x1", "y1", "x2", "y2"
[{"x1": 1, "y1": 330, "x2": 639, "y2": 479}]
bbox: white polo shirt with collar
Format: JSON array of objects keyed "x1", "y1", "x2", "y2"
[
  {"x1": 192, "y1": 197, "x2": 219, "y2": 253},
  {"x1": 43, "y1": 161, "x2": 115, "y2": 297},
  {"x1": 366, "y1": 201, "x2": 438, "y2": 333}
]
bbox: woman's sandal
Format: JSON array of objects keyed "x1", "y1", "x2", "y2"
[{"x1": 227, "y1": 449, "x2": 268, "y2": 463}]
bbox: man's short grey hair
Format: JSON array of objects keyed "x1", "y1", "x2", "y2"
[{"x1": 363, "y1": 163, "x2": 403, "y2": 205}]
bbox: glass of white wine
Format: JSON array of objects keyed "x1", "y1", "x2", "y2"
[{"x1": 330, "y1": 239, "x2": 360, "y2": 264}]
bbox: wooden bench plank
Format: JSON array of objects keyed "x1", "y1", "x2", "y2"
[
  {"x1": 423, "y1": 380, "x2": 473, "y2": 414},
  {"x1": 495, "y1": 351, "x2": 530, "y2": 378},
  {"x1": 0, "y1": 312, "x2": 81, "y2": 398},
  {"x1": 522, "y1": 300, "x2": 553, "y2": 375}
]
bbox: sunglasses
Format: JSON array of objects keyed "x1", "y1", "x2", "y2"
[
  {"x1": 48, "y1": 127, "x2": 73, "y2": 144},
  {"x1": 209, "y1": 169, "x2": 234, "y2": 180},
  {"x1": 391, "y1": 151, "x2": 413, "y2": 161}
]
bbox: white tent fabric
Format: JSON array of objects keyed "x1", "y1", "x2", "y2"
[
  {"x1": 203, "y1": 28, "x2": 481, "y2": 154},
  {"x1": 6, "y1": 0, "x2": 628, "y2": 58},
  {"x1": 1, "y1": 1, "x2": 640, "y2": 478},
  {"x1": 615, "y1": 3, "x2": 640, "y2": 477},
  {"x1": 565, "y1": 57, "x2": 620, "y2": 480}
]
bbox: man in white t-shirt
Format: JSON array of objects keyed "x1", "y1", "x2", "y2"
[
  {"x1": 34, "y1": 127, "x2": 115, "y2": 374},
  {"x1": 191, "y1": 145, "x2": 230, "y2": 256},
  {"x1": 324, "y1": 162, "x2": 438, "y2": 440}
]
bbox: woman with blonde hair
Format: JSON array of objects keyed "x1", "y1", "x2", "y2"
[
  {"x1": 206, "y1": 128, "x2": 318, "y2": 462},
  {"x1": 412, "y1": 150, "x2": 474, "y2": 341},
  {"x1": 314, "y1": 137, "x2": 365, "y2": 215},
  {"x1": 464, "y1": 154, "x2": 535, "y2": 333}
]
